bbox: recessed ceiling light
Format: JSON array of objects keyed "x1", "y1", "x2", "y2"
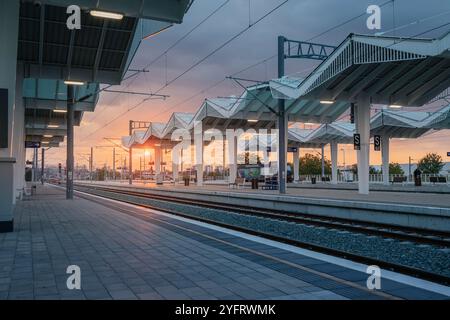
[
  {"x1": 90, "y1": 10, "x2": 123, "y2": 20},
  {"x1": 64, "y1": 80, "x2": 85, "y2": 86}
]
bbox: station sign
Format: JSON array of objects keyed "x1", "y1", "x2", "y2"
[
  {"x1": 374, "y1": 135, "x2": 381, "y2": 151},
  {"x1": 353, "y1": 134, "x2": 361, "y2": 150},
  {"x1": 287, "y1": 147, "x2": 298, "y2": 153},
  {"x1": 25, "y1": 141, "x2": 41, "y2": 148}
]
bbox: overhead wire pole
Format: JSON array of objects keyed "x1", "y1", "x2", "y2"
[
  {"x1": 90, "y1": 147, "x2": 93, "y2": 182},
  {"x1": 41, "y1": 148, "x2": 45, "y2": 185},
  {"x1": 66, "y1": 85, "x2": 75, "y2": 200},
  {"x1": 277, "y1": 35, "x2": 287, "y2": 194},
  {"x1": 129, "y1": 120, "x2": 133, "y2": 185}
]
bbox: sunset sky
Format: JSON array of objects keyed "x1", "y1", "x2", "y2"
[{"x1": 39, "y1": 0, "x2": 450, "y2": 170}]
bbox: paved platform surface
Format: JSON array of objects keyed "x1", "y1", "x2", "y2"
[
  {"x1": 1, "y1": 185, "x2": 448, "y2": 300},
  {"x1": 91, "y1": 181, "x2": 450, "y2": 209}
]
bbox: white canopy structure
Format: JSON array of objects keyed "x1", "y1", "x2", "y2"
[
  {"x1": 232, "y1": 79, "x2": 351, "y2": 124},
  {"x1": 269, "y1": 32, "x2": 450, "y2": 194}
]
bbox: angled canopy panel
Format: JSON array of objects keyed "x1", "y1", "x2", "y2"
[
  {"x1": 281, "y1": 32, "x2": 450, "y2": 107},
  {"x1": 18, "y1": 1, "x2": 193, "y2": 84},
  {"x1": 22, "y1": 0, "x2": 193, "y2": 23},
  {"x1": 423, "y1": 104, "x2": 450, "y2": 129},
  {"x1": 233, "y1": 80, "x2": 351, "y2": 124},
  {"x1": 22, "y1": 78, "x2": 100, "y2": 111},
  {"x1": 306, "y1": 122, "x2": 355, "y2": 144}
]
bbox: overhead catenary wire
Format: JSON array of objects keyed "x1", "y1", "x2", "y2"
[
  {"x1": 83, "y1": 0, "x2": 290, "y2": 139},
  {"x1": 152, "y1": 0, "x2": 397, "y2": 118},
  {"x1": 84, "y1": 0, "x2": 231, "y2": 124}
]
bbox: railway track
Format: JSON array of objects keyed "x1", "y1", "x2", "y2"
[
  {"x1": 75, "y1": 184, "x2": 450, "y2": 248},
  {"x1": 72, "y1": 183, "x2": 450, "y2": 285}
]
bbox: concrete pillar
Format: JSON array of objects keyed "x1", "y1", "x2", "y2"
[
  {"x1": 172, "y1": 163, "x2": 179, "y2": 182},
  {"x1": 321, "y1": 144, "x2": 325, "y2": 178},
  {"x1": 192, "y1": 121, "x2": 203, "y2": 186},
  {"x1": 0, "y1": 0, "x2": 20, "y2": 232},
  {"x1": 226, "y1": 131, "x2": 238, "y2": 183},
  {"x1": 330, "y1": 141, "x2": 338, "y2": 184},
  {"x1": 172, "y1": 147, "x2": 179, "y2": 182},
  {"x1": 293, "y1": 147, "x2": 300, "y2": 183},
  {"x1": 355, "y1": 96, "x2": 371, "y2": 194},
  {"x1": 155, "y1": 147, "x2": 161, "y2": 175},
  {"x1": 382, "y1": 135, "x2": 390, "y2": 185}
]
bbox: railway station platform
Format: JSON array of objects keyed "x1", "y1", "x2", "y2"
[{"x1": 1, "y1": 184, "x2": 449, "y2": 300}]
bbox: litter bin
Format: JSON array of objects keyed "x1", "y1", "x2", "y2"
[
  {"x1": 251, "y1": 178, "x2": 259, "y2": 189},
  {"x1": 311, "y1": 177, "x2": 316, "y2": 184},
  {"x1": 184, "y1": 177, "x2": 190, "y2": 186}
]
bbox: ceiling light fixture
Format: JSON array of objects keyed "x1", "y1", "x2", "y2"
[
  {"x1": 320, "y1": 100, "x2": 335, "y2": 105},
  {"x1": 389, "y1": 105, "x2": 403, "y2": 109},
  {"x1": 64, "y1": 80, "x2": 85, "y2": 86},
  {"x1": 90, "y1": 10, "x2": 123, "y2": 20},
  {"x1": 53, "y1": 109, "x2": 67, "y2": 113},
  {"x1": 47, "y1": 125, "x2": 59, "y2": 128}
]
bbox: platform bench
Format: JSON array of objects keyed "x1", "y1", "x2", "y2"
[
  {"x1": 391, "y1": 176, "x2": 407, "y2": 184},
  {"x1": 430, "y1": 176, "x2": 447, "y2": 184}
]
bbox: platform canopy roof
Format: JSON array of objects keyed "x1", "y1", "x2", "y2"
[
  {"x1": 161, "y1": 112, "x2": 195, "y2": 139},
  {"x1": 121, "y1": 122, "x2": 167, "y2": 149},
  {"x1": 270, "y1": 32, "x2": 450, "y2": 107},
  {"x1": 371, "y1": 109, "x2": 433, "y2": 138},
  {"x1": 287, "y1": 128, "x2": 322, "y2": 148},
  {"x1": 23, "y1": 78, "x2": 100, "y2": 112},
  {"x1": 24, "y1": 0, "x2": 194, "y2": 23},
  {"x1": 18, "y1": 0, "x2": 193, "y2": 148},
  {"x1": 306, "y1": 122, "x2": 355, "y2": 144},
  {"x1": 18, "y1": 1, "x2": 193, "y2": 84},
  {"x1": 423, "y1": 104, "x2": 450, "y2": 129},
  {"x1": 230, "y1": 79, "x2": 351, "y2": 124}
]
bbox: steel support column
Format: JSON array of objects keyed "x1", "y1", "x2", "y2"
[
  {"x1": 90, "y1": 147, "x2": 93, "y2": 182},
  {"x1": 66, "y1": 85, "x2": 74, "y2": 200},
  {"x1": 128, "y1": 120, "x2": 133, "y2": 185},
  {"x1": 112, "y1": 148, "x2": 116, "y2": 180},
  {"x1": 41, "y1": 148, "x2": 45, "y2": 185},
  {"x1": 293, "y1": 147, "x2": 300, "y2": 183},
  {"x1": 277, "y1": 36, "x2": 287, "y2": 194}
]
